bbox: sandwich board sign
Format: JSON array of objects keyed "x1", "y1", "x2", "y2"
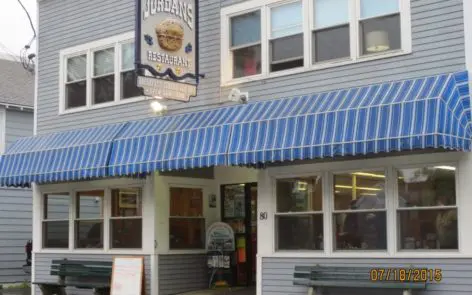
[
  {"x1": 110, "y1": 256, "x2": 145, "y2": 295},
  {"x1": 136, "y1": 0, "x2": 202, "y2": 102}
]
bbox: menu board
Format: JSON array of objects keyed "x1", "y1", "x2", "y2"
[{"x1": 111, "y1": 257, "x2": 144, "y2": 295}]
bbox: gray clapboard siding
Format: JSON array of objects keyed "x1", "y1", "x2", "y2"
[
  {"x1": 5, "y1": 109, "x2": 33, "y2": 149},
  {"x1": 37, "y1": 0, "x2": 466, "y2": 135},
  {"x1": 158, "y1": 254, "x2": 208, "y2": 295},
  {"x1": 262, "y1": 257, "x2": 472, "y2": 295},
  {"x1": 0, "y1": 188, "x2": 32, "y2": 284},
  {"x1": 34, "y1": 253, "x2": 151, "y2": 295}
]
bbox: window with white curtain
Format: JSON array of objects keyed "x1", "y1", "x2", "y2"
[
  {"x1": 66, "y1": 55, "x2": 87, "y2": 109},
  {"x1": 221, "y1": 0, "x2": 410, "y2": 83},
  {"x1": 93, "y1": 48, "x2": 115, "y2": 105}
]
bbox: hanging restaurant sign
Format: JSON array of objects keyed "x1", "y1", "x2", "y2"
[{"x1": 136, "y1": 0, "x2": 203, "y2": 102}]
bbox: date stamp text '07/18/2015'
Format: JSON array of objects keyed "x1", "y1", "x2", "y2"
[{"x1": 370, "y1": 268, "x2": 443, "y2": 283}]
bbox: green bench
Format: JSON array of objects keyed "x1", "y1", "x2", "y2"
[
  {"x1": 33, "y1": 259, "x2": 113, "y2": 295},
  {"x1": 294, "y1": 265, "x2": 427, "y2": 295}
]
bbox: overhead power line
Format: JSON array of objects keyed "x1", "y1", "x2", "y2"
[
  {"x1": 16, "y1": 0, "x2": 37, "y2": 73},
  {"x1": 17, "y1": 0, "x2": 37, "y2": 47}
]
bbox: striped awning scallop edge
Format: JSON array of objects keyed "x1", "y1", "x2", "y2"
[
  {"x1": 0, "y1": 71, "x2": 469, "y2": 187},
  {"x1": 0, "y1": 123, "x2": 127, "y2": 187},
  {"x1": 227, "y1": 71, "x2": 471, "y2": 165}
]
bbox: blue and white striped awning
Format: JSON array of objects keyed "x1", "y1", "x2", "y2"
[
  {"x1": 227, "y1": 71, "x2": 471, "y2": 165},
  {"x1": 0, "y1": 71, "x2": 469, "y2": 187},
  {"x1": 0, "y1": 123, "x2": 126, "y2": 187},
  {"x1": 108, "y1": 105, "x2": 244, "y2": 176}
]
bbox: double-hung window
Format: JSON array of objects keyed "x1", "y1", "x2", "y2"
[
  {"x1": 397, "y1": 166, "x2": 458, "y2": 250},
  {"x1": 230, "y1": 11, "x2": 262, "y2": 79},
  {"x1": 222, "y1": 0, "x2": 410, "y2": 83},
  {"x1": 61, "y1": 33, "x2": 143, "y2": 112},
  {"x1": 359, "y1": 0, "x2": 401, "y2": 55},
  {"x1": 75, "y1": 190, "x2": 104, "y2": 249},
  {"x1": 42, "y1": 186, "x2": 143, "y2": 250},
  {"x1": 275, "y1": 176, "x2": 323, "y2": 250},
  {"x1": 65, "y1": 55, "x2": 87, "y2": 109},
  {"x1": 43, "y1": 193, "x2": 70, "y2": 248},
  {"x1": 269, "y1": 1, "x2": 304, "y2": 72},
  {"x1": 333, "y1": 171, "x2": 387, "y2": 250},
  {"x1": 312, "y1": 0, "x2": 350, "y2": 62}
]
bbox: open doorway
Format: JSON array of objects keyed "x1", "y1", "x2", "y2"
[{"x1": 220, "y1": 183, "x2": 257, "y2": 286}]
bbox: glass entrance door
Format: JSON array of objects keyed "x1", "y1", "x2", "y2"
[{"x1": 221, "y1": 183, "x2": 257, "y2": 286}]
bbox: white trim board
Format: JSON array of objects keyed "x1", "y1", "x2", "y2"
[{"x1": 464, "y1": 0, "x2": 472, "y2": 73}]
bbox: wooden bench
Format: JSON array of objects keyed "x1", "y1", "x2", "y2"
[
  {"x1": 294, "y1": 265, "x2": 427, "y2": 295},
  {"x1": 33, "y1": 259, "x2": 113, "y2": 295}
]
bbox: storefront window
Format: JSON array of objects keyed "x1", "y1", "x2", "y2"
[
  {"x1": 397, "y1": 166, "x2": 458, "y2": 250},
  {"x1": 169, "y1": 187, "x2": 205, "y2": 249},
  {"x1": 110, "y1": 188, "x2": 143, "y2": 248},
  {"x1": 43, "y1": 193, "x2": 70, "y2": 248},
  {"x1": 75, "y1": 190, "x2": 104, "y2": 248},
  {"x1": 333, "y1": 171, "x2": 387, "y2": 250},
  {"x1": 276, "y1": 176, "x2": 323, "y2": 250}
]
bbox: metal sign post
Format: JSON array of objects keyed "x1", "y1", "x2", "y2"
[{"x1": 135, "y1": 0, "x2": 203, "y2": 102}]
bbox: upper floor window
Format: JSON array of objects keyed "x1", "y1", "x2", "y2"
[
  {"x1": 221, "y1": 0, "x2": 410, "y2": 84},
  {"x1": 60, "y1": 33, "x2": 143, "y2": 113}
]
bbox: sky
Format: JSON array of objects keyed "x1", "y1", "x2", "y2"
[{"x1": 0, "y1": 0, "x2": 37, "y2": 58}]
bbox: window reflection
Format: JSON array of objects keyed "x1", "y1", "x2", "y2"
[
  {"x1": 397, "y1": 166, "x2": 458, "y2": 250},
  {"x1": 333, "y1": 171, "x2": 387, "y2": 250}
]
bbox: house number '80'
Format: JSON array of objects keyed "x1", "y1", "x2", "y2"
[{"x1": 259, "y1": 212, "x2": 268, "y2": 220}]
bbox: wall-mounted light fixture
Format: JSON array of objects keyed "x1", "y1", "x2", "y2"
[{"x1": 150, "y1": 98, "x2": 168, "y2": 115}]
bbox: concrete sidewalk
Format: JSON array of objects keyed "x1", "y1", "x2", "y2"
[{"x1": 179, "y1": 286, "x2": 256, "y2": 295}]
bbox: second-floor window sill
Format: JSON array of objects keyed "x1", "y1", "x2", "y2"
[
  {"x1": 58, "y1": 95, "x2": 148, "y2": 116},
  {"x1": 221, "y1": 49, "x2": 411, "y2": 88}
]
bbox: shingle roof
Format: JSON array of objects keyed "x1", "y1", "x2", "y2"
[{"x1": 0, "y1": 56, "x2": 34, "y2": 107}]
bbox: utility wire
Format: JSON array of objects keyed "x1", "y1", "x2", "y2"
[
  {"x1": 15, "y1": 0, "x2": 36, "y2": 73},
  {"x1": 16, "y1": 0, "x2": 37, "y2": 46}
]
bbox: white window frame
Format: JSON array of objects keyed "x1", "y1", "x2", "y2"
[
  {"x1": 40, "y1": 184, "x2": 145, "y2": 253},
  {"x1": 266, "y1": 154, "x2": 462, "y2": 258},
  {"x1": 220, "y1": 0, "x2": 412, "y2": 86},
  {"x1": 59, "y1": 32, "x2": 145, "y2": 115},
  {"x1": 274, "y1": 175, "x2": 324, "y2": 251},
  {"x1": 330, "y1": 168, "x2": 389, "y2": 253},
  {"x1": 74, "y1": 190, "x2": 105, "y2": 249},
  {"x1": 393, "y1": 163, "x2": 460, "y2": 253},
  {"x1": 41, "y1": 192, "x2": 71, "y2": 249}
]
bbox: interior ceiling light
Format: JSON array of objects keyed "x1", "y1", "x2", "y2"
[
  {"x1": 434, "y1": 166, "x2": 456, "y2": 171},
  {"x1": 335, "y1": 185, "x2": 382, "y2": 192},
  {"x1": 351, "y1": 172, "x2": 385, "y2": 178}
]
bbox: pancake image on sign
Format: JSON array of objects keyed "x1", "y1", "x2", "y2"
[{"x1": 155, "y1": 19, "x2": 184, "y2": 52}]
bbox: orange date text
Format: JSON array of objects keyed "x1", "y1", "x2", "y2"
[{"x1": 369, "y1": 268, "x2": 442, "y2": 283}]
